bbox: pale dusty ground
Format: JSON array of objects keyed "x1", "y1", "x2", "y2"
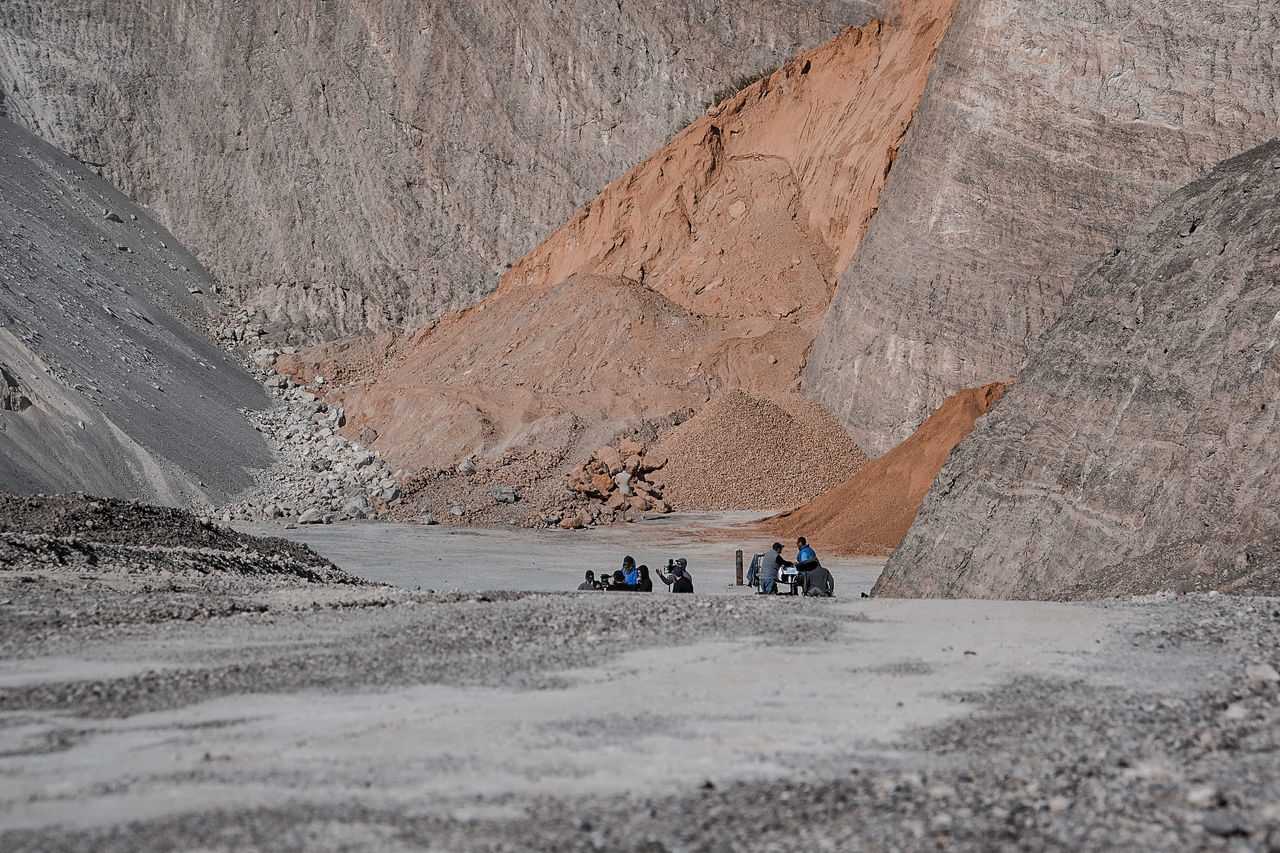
[
  {"x1": 2, "y1": 515, "x2": 1277, "y2": 850},
  {"x1": 236, "y1": 513, "x2": 885, "y2": 595}
]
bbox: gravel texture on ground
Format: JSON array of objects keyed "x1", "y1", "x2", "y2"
[
  {"x1": 2, "y1": 594, "x2": 1278, "y2": 851},
  {"x1": 651, "y1": 389, "x2": 867, "y2": 511}
]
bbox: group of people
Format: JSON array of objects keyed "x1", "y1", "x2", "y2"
[
  {"x1": 577, "y1": 555, "x2": 694, "y2": 593},
  {"x1": 749, "y1": 536, "x2": 835, "y2": 597}
]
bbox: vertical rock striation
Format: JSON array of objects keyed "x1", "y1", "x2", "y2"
[
  {"x1": 0, "y1": 0, "x2": 885, "y2": 343},
  {"x1": 875, "y1": 140, "x2": 1280, "y2": 599},
  {"x1": 806, "y1": 0, "x2": 1280, "y2": 456}
]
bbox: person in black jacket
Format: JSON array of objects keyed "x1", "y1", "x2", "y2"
[
  {"x1": 802, "y1": 563, "x2": 835, "y2": 597},
  {"x1": 635, "y1": 565, "x2": 654, "y2": 592},
  {"x1": 671, "y1": 565, "x2": 693, "y2": 593}
]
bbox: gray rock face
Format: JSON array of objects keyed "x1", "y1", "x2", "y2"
[
  {"x1": 875, "y1": 140, "x2": 1280, "y2": 599},
  {"x1": 0, "y1": 0, "x2": 883, "y2": 344},
  {"x1": 0, "y1": 119, "x2": 272, "y2": 504},
  {"x1": 806, "y1": 0, "x2": 1280, "y2": 455}
]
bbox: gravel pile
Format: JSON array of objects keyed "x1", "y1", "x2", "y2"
[
  {"x1": 652, "y1": 389, "x2": 868, "y2": 510},
  {"x1": 216, "y1": 363, "x2": 402, "y2": 525}
]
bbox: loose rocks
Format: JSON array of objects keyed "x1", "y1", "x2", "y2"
[
  {"x1": 560, "y1": 439, "x2": 671, "y2": 527},
  {"x1": 216, "y1": 380, "x2": 401, "y2": 525}
]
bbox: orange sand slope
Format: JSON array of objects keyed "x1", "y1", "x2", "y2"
[
  {"x1": 280, "y1": 0, "x2": 958, "y2": 502},
  {"x1": 764, "y1": 382, "x2": 1009, "y2": 556}
]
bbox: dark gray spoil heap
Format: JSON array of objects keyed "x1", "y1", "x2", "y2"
[
  {"x1": 0, "y1": 118, "x2": 272, "y2": 505},
  {"x1": 877, "y1": 138, "x2": 1280, "y2": 599}
]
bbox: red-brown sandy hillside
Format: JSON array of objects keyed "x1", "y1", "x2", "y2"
[
  {"x1": 278, "y1": 0, "x2": 959, "y2": 524},
  {"x1": 762, "y1": 382, "x2": 1008, "y2": 555}
]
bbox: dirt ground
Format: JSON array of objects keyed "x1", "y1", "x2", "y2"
[{"x1": 2, "y1": 507, "x2": 1279, "y2": 850}]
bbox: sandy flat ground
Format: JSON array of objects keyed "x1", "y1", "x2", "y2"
[
  {"x1": 236, "y1": 513, "x2": 886, "y2": 596},
  {"x1": 2, "y1": 515, "x2": 1277, "y2": 849}
]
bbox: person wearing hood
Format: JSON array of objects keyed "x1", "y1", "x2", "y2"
[
  {"x1": 657, "y1": 557, "x2": 691, "y2": 590},
  {"x1": 635, "y1": 564, "x2": 654, "y2": 592},
  {"x1": 622, "y1": 556, "x2": 639, "y2": 587}
]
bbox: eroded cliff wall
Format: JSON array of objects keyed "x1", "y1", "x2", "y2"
[
  {"x1": 876, "y1": 140, "x2": 1280, "y2": 599},
  {"x1": 806, "y1": 0, "x2": 1280, "y2": 455},
  {"x1": 0, "y1": 0, "x2": 884, "y2": 343}
]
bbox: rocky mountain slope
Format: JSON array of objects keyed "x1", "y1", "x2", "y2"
[
  {"x1": 275, "y1": 0, "x2": 957, "y2": 524},
  {"x1": 0, "y1": 0, "x2": 886, "y2": 344},
  {"x1": 0, "y1": 118, "x2": 272, "y2": 505},
  {"x1": 806, "y1": 0, "x2": 1280, "y2": 455},
  {"x1": 764, "y1": 381, "x2": 1006, "y2": 555},
  {"x1": 875, "y1": 140, "x2": 1280, "y2": 599}
]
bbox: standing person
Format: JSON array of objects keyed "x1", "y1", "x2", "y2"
[
  {"x1": 758, "y1": 543, "x2": 792, "y2": 595},
  {"x1": 657, "y1": 558, "x2": 691, "y2": 590},
  {"x1": 622, "y1": 556, "x2": 639, "y2": 587},
  {"x1": 578, "y1": 570, "x2": 597, "y2": 591},
  {"x1": 635, "y1": 565, "x2": 654, "y2": 592}
]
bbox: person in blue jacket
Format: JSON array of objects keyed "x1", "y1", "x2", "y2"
[{"x1": 622, "y1": 555, "x2": 639, "y2": 587}]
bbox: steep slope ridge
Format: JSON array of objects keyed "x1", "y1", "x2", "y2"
[
  {"x1": 806, "y1": 0, "x2": 1280, "y2": 455},
  {"x1": 763, "y1": 382, "x2": 1006, "y2": 555},
  {"x1": 0, "y1": 119, "x2": 272, "y2": 504},
  {"x1": 876, "y1": 140, "x2": 1280, "y2": 599},
  {"x1": 279, "y1": 0, "x2": 958, "y2": 520},
  {"x1": 0, "y1": 0, "x2": 886, "y2": 343}
]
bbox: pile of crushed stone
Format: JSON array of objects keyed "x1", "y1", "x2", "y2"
[
  {"x1": 0, "y1": 492, "x2": 358, "y2": 585},
  {"x1": 651, "y1": 389, "x2": 867, "y2": 510}
]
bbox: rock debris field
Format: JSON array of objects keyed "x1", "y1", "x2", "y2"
[{"x1": 1, "y1": 494, "x2": 1279, "y2": 850}]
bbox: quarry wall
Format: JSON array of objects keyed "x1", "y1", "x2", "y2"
[
  {"x1": 806, "y1": 0, "x2": 1280, "y2": 455},
  {"x1": 0, "y1": 0, "x2": 885, "y2": 344}
]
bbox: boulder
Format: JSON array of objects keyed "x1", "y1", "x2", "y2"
[
  {"x1": 298, "y1": 507, "x2": 324, "y2": 524},
  {"x1": 590, "y1": 472, "x2": 614, "y2": 496},
  {"x1": 593, "y1": 445, "x2": 624, "y2": 475},
  {"x1": 619, "y1": 437, "x2": 645, "y2": 457},
  {"x1": 492, "y1": 484, "x2": 518, "y2": 504}
]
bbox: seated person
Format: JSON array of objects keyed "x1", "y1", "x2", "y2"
[
  {"x1": 635, "y1": 565, "x2": 654, "y2": 592},
  {"x1": 671, "y1": 566, "x2": 693, "y2": 594},
  {"x1": 802, "y1": 562, "x2": 836, "y2": 597},
  {"x1": 795, "y1": 536, "x2": 819, "y2": 573}
]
